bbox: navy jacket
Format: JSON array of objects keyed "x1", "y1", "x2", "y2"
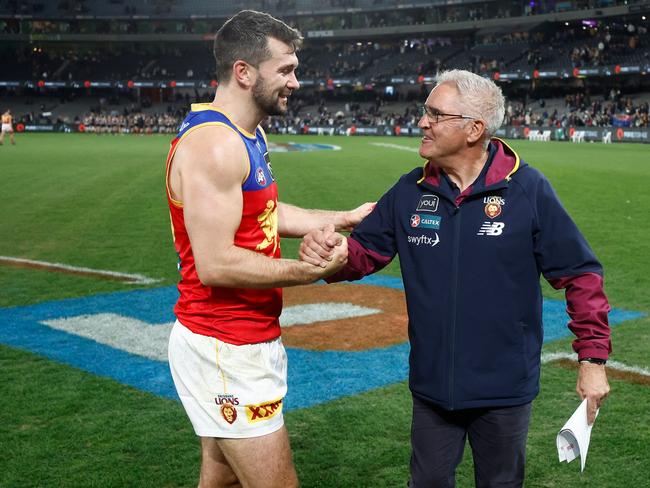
[{"x1": 330, "y1": 139, "x2": 611, "y2": 410}]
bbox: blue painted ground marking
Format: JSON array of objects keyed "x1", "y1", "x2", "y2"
[{"x1": 0, "y1": 278, "x2": 644, "y2": 411}]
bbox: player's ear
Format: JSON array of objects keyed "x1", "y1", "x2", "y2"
[{"x1": 233, "y1": 60, "x2": 254, "y2": 88}]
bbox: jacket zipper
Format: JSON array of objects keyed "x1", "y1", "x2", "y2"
[{"x1": 449, "y1": 204, "x2": 461, "y2": 410}]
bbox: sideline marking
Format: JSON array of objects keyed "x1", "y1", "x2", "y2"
[
  {"x1": 542, "y1": 351, "x2": 650, "y2": 378},
  {"x1": 369, "y1": 142, "x2": 419, "y2": 153},
  {"x1": 40, "y1": 303, "x2": 383, "y2": 362},
  {"x1": 0, "y1": 276, "x2": 644, "y2": 410},
  {"x1": 268, "y1": 142, "x2": 341, "y2": 152},
  {"x1": 43, "y1": 313, "x2": 171, "y2": 361},
  {"x1": 0, "y1": 255, "x2": 161, "y2": 285},
  {"x1": 280, "y1": 303, "x2": 380, "y2": 327}
]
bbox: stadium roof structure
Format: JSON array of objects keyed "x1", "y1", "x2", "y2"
[
  {"x1": 1, "y1": 0, "x2": 493, "y2": 20},
  {"x1": 1, "y1": 0, "x2": 649, "y2": 86}
]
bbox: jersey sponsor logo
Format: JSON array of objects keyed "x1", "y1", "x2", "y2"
[
  {"x1": 484, "y1": 202, "x2": 502, "y2": 219},
  {"x1": 407, "y1": 233, "x2": 440, "y2": 247},
  {"x1": 410, "y1": 214, "x2": 441, "y2": 229},
  {"x1": 264, "y1": 152, "x2": 275, "y2": 181},
  {"x1": 477, "y1": 222, "x2": 505, "y2": 236},
  {"x1": 246, "y1": 398, "x2": 283, "y2": 423},
  {"x1": 416, "y1": 194, "x2": 439, "y2": 213},
  {"x1": 255, "y1": 167, "x2": 267, "y2": 186},
  {"x1": 220, "y1": 403, "x2": 238, "y2": 424}
]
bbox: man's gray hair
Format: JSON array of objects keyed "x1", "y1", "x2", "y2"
[{"x1": 435, "y1": 69, "x2": 505, "y2": 144}]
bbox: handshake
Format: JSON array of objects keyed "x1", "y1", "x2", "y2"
[{"x1": 299, "y1": 223, "x2": 349, "y2": 279}]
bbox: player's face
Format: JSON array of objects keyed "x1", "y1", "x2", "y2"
[
  {"x1": 417, "y1": 82, "x2": 473, "y2": 162},
  {"x1": 252, "y1": 37, "x2": 300, "y2": 116}
]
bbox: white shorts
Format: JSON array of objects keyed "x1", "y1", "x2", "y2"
[
  {"x1": 168, "y1": 320, "x2": 288, "y2": 438},
  {"x1": 1, "y1": 124, "x2": 12, "y2": 133}
]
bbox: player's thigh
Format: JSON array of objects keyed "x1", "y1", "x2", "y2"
[
  {"x1": 199, "y1": 437, "x2": 241, "y2": 488},
  {"x1": 217, "y1": 425, "x2": 298, "y2": 488}
]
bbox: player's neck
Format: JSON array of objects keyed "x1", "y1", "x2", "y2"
[{"x1": 210, "y1": 88, "x2": 263, "y2": 133}]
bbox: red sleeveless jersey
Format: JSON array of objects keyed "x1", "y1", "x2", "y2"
[{"x1": 166, "y1": 104, "x2": 282, "y2": 345}]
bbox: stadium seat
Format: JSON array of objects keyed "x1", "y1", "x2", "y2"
[
  {"x1": 527, "y1": 130, "x2": 540, "y2": 141},
  {"x1": 571, "y1": 131, "x2": 585, "y2": 143}
]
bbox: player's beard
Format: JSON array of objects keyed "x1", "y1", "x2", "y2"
[{"x1": 252, "y1": 76, "x2": 287, "y2": 116}]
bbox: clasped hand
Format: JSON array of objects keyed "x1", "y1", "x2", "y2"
[{"x1": 300, "y1": 224, "x2": 348, "y2": 276}]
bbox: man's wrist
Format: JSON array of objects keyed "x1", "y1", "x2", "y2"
[
  {"x1": 579, "y1": 357, "x2": 607, "y2": 365},
  {"x1": 337, "y1": 211, "x2": 352, "y2": 231}
]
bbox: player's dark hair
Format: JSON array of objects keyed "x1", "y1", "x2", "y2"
[{"x1": 213, "y1": 10, "x2": 302, "y2": 83}]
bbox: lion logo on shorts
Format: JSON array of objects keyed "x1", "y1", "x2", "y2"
[{"x1": 221, "y1": 403, "x2": 238, "y2": 424}]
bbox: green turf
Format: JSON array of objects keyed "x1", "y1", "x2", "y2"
[{"x1": 1, "y1": 134, "x2": 649, "y2": 486}]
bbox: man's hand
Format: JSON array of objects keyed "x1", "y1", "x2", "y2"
[
  {"x1": 576, "y1": 361, "x2": 610, "y2": 425},
  {"x1": 341, "y1": 202, "x2": 376, "y2": 231},
  {"x1": 318, "y1": 234, "x2": 348, "y2": 278},
  {"x1": 300, "y1": 224, "x2": 344, "y2": 268}
]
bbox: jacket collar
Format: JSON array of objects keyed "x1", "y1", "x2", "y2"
[{"x1": 417, "y1": 138, "x2": 520, "y2": 192}]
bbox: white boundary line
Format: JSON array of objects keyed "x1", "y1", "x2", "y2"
[
  {"x1": 0, "y1": 255, "x2": 161, "y2": 285},
  {"x1": 542, "y1": 351, "x2": 650, "y2": 377},
  {"x1": 369, "y1": 142, "x2": 420, "y2": 153}
]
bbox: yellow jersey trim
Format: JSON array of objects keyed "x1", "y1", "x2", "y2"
[
  {"x1": 190, "y1": 103, "x2": 258, "y2": 139},
  {"x1": 165, "y1": 121, "x2": 251, "y2": 207},
  {"x1": 258, "y1": 124, "x2": 269, "y2": 147}
]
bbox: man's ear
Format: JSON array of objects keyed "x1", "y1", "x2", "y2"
[
  {"x1": 467, "y1": 118, "x2": 486, "y2": 145},
  {"x1": 232, "y1": 60, "x2": 254, "y2": 88}
]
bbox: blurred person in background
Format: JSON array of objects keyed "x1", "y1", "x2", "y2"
[{"x1": 1, "y1": 109, "x2": 16, "y2": 145}]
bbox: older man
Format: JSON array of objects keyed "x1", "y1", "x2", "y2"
[{"x1": 301, "y1": 69, "x2": 611, "y2": 487}]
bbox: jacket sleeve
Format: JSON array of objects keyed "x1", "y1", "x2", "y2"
[
  {"x1": 326, "y1": 182, "x2": 397, "y2": 283},
  {"x1": 532, "y1": 175, "x2": 612, "y2": 359}
]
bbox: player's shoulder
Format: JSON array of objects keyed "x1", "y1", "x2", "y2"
[
  {"x1": 174, "y1": 124, "x2": 248, "y2": 182},
  {"x1": 179, "y1": 123, "x2": 246, "y2": 159}
]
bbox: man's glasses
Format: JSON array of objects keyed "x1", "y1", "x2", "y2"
[{"x1": 421, "y1": 106, "x2": 476, "y2": 124}]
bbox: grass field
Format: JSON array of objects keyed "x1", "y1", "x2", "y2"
[{"x1": 0, "y1": 133, "x2": 649, "y2": 487}]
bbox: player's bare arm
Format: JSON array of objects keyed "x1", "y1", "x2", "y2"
[
  {"x1": 277, "y1": 201, "x2": 375, "y2": 237},
  {"x1": 170, "y1": 125, "x2": 345, "y2": 288}
]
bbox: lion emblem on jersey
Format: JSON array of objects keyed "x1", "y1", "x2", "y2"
[{"x1": 256, "y1": 200, "x2": 279, "y2": 253}]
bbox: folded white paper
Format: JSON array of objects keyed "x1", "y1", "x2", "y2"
[{"x1": 556, "y1": 399, "x2": 598, "y2": 472}]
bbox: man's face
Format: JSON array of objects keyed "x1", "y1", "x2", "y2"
[
  {"x1": 252, "y1": 37, "x2": 300, "y2": 116},
  {"x1": 417, "y1": 82, "x2": 473, "y2": 162}
]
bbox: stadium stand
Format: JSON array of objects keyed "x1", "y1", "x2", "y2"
[{"x1": 1, "y1": 0, "x2": 649, "y2": 139}]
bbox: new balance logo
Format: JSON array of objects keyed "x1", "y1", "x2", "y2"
[{"x1": 477, "y1": 222, "x2": 505, "y2": 236}]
